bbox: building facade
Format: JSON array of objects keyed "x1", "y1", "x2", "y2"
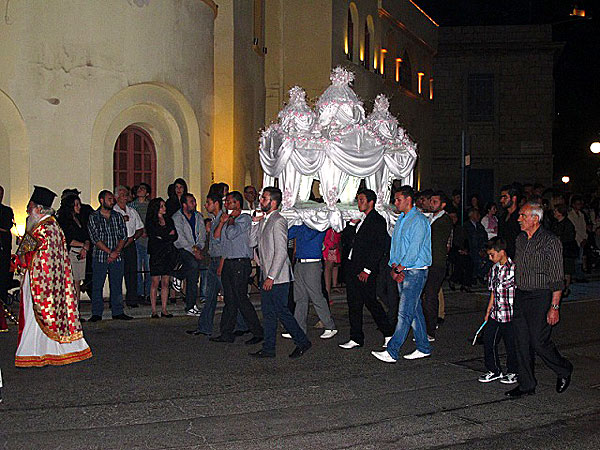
[
  {"x1": 264, "y1": 0, "x2": 438, "y2": 190},
  {"x1": 431, "y1": 25, "x2": 562, "y2": 202},
  {"x1": 0, "y1": 0, "x2": 218, "y2": 231}
]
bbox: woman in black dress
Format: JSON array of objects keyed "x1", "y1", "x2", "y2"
[
  {"x1": 146, "y1": 198, "x2": 178, "y2": 318},
  {"x1": 57, "y1": 195, "x2": 91, "y2": 307}
]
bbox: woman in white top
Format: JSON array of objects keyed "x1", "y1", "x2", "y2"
[{"x1": 481, "y1": 202, "x2": 498, "y2": 240}]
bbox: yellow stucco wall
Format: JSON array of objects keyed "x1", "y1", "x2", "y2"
[{"x1": 0, "y1": 0, "x2": 215, "y2": 231}]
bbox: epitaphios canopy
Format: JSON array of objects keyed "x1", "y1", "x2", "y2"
[{"x1": 260, "y1": 66, "x2": 417, "y2": 231}]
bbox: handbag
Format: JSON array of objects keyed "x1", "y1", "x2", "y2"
[{"x1": 164, "y1": 244, "x2": 183, "y2": 273}]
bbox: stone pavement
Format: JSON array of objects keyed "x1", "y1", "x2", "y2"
[{"x1": 1, "y1": 282, "x2": 600, "y2": 449}]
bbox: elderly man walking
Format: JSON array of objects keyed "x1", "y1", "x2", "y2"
[{"x1": 505, "y1": 202, "x2": 573, "y2": 398}]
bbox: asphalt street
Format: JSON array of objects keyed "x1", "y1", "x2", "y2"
[{"x1": 1, "y1": 281, "x2": 599, "y2": 449}]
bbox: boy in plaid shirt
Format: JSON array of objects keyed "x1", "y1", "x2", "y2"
[{"x1": 478, "y1": 237, "x2": 518, "y2": 384}]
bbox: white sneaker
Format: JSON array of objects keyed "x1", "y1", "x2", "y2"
[
  {"x1": 186, "y1": 309, "x2": 201, "y2": 317},
  {"x1": 403, "y1": 349, "x2": 431, "y2": 360},
  {"x1": 320, "y1": 329, "x2": 338, "y2": 339},
  {"x1": 171, "y1": 278, "x2": 183, "y2": 293},
  {"x1": 383, "y1": 336, "x2": 392, "y2": 348},
  {"x1": 338, "y1": 340, "x2": 362, "y2": 349},
  {"x1": 281, "y1": 333, "x2": 292, "y2": 339},
  {"x1": 500, "y1": 373, "x2": 518, "y2": 384},
  {"x1": 478, "y1": 371, "x2": 503, "y2": 383},
  {"x1": 371, "y1": 350, "x2": 397, "y2": 363},
  {"x1": 412, "y1": 335, "x2": 436, "y2": 342},
  {"x1": 192, "y1": 305, "x2": 202, "y2": 313}
]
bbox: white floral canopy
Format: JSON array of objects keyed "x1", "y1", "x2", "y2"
[{"x1": 259, "y1": 67, "x2": 417, "y2": 232}]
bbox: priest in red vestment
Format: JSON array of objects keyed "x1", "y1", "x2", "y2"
[{"x1": 14, "y1": 186, "x2": 92, "y2": 367}]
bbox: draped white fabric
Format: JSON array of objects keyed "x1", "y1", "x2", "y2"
[{"x1": 258, "y1": 68, "x2": 417, "y2": 231}]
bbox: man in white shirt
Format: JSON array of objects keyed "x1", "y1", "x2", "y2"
[
  {"x1": 568, "y1": 196, "x2": 587, "y2": 281},
  {"x1": 114, "y1": 186, "x2": 144, "y2": 308}
]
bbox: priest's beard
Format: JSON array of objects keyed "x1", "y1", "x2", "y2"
[{"x1": 25, "y1": 212, "x2": 43, "y2": 232}]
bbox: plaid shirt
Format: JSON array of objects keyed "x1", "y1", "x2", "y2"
[
  {"x1": 87, "y1": 208, "x2": 127, "y2": 263},
  {"x1": 487, "y1": 257, "x2": 515, "y2": 323}
]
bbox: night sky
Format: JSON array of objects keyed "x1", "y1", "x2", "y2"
[{"x1": 419, "y1": 0, "x2": 600, "y2": 191}]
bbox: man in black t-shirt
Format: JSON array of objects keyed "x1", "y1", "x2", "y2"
[
  {"x1": 0, "y1": 186, "x2": 15, "y2": 305},
  {"x1": 498, "y1": 185, "x2": 522, "y2": 259}
]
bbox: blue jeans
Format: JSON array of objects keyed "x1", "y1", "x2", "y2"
[
  {"x1": 199, "y1": 268, "x2": 208, "y2": 302},
  {"x1": 91, "y1": 258, "x2": 125, "y2": 317},
  {"x1": 178, "y1": 249, "x2": 201, "y2": 311},
  {"x1": 196, "y1": 257, "x2": 222, "y2": 334},
  {"x1": 261, "y1": 282, "x2": 310, "y2": 355},
  {"x1": 136, "y1": 242, "x2": 151, "y2": 297},
  {"x1": 386, "y1": 269, "x2": 431, "y2": 360}
]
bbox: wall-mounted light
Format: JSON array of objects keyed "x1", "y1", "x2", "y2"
[
  {"x1": 253, "y1": 37, "x2": 259, "y2": 45},
  {"x1": 344, "y1": 36, "x2": 348, "y2": 55},
  {"x1": 418, "y1": 72, "x2": 425, "y2": 94},
  {"x1": 395, "y1": 58, "x2": 402, "y2": 82},
  {"x1": 429, "y1": 77, "x2": 434, "y2": 100},
  {"x1": 374, "y1": 54, "x2": 378, "y2": 70},
  {"x1": 359, "y1": 46, "x2": 364, "y2": 62},
  {"x1": 561, "y1": 176, "x2": 570, "y2": 184},
  {"x1": 380, "y1": 49, "x2": 387, "y2": 75},
  {"x1": 590, "y1": 142, "x2": 600, "y2": 154}
]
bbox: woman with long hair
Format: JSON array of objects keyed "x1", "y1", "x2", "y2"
[
  {"x1": 165, "y1": 178, "x2": 188, "y2": 218},
  {"x1": 57, "y1": 195, "x2": 90, "y2": 308},
  {"x1": 481, "y1": 202, "x2": 498, "y2": 240},
  {"x1": 146, "y1": 198, "x2": 178, "y2": 318}
]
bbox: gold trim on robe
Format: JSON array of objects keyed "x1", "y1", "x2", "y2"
[
  {"x1": 15, "y1": 347, "x2": 92, "y2": 368},
  {"x1": 26, "y1": 217, "x2": 83, "y2": 343}
]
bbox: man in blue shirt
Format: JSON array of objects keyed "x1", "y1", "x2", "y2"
[
  {"x1": 209, "y1": 191, "x2": 263, "y2": 344},
  {"x1": 372, "y1": 185, "x2": 432, "y2": 363},
  {"x1": 286, "y1": 224, "x2": 337, "y2": 339}
]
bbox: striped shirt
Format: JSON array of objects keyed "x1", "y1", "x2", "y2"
[
  {"x1": 488, "y1": 258, "x2": 515, "y2": 323},
  {"x1": 87, "y1": 208, "x2": 127, "y2": 263},
  {"x1": 514, "y1": 226, "x2": 564, "y2": 292}
]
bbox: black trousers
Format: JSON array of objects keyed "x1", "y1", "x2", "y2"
[
  {"x1": 0, "y1": 249, "x2": 10, "y2": 302},
  {"x1": 122, "y1": 244, "x2": 138, "y2": 306},
  {"x1": 220, "y1": 258, "x2": 263, "y2": 339},
  {"x1": 346, "y1": 270, "x2": 394, "y2": 345},
  {"x1": 483, "y1": 318, "x2": 518, "y2": 375},
  {"x1": 421, "y1": 265, "x2": 446, "y2": 337},
  {"x1": 376, "y1": 256, "x2": 399, "y2": 329},
  {"x1": 512, "y1": 289, "x2": 572, "y2": 391}
]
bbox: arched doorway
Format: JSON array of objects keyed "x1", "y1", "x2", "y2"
[{"x1": 113, "y1": 126, "x2": 157, "y2": 195}]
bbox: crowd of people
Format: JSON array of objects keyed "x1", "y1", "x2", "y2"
[{"x1": 1, "y1": 179, "x2": 599, "y2": 399}]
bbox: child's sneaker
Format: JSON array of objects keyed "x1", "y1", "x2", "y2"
[
  {"x1": 500, "y1": 373, "x2": 518, "y2": 384},
  {"x1": 478, "y1": 371, "x2": 503, "y2": 383}
]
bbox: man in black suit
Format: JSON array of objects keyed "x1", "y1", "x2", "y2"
[
  {"x1": 339, "y1": 189, "x2": 395, "y2": 349},
  {"x1": 0, "y1": 185, "x2": 14, "y2": 308}
]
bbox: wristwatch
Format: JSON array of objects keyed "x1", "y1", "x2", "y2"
[{"x1": 551, "y1": 304, "x2": 560, "y2": 310}]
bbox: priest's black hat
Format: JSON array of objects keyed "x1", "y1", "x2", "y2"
[{"x1": 30, "y1": 186, "x2": 57, "y2": 208}]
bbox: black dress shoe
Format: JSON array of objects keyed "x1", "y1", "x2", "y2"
[
  {"x1": 186, "y1": 329, "x2": 209, "y2": 336},
  {"x1": 249, "y1": 349, "x2": 275, "y2": 358},
  {"x1": 88, "y1": 315, "x2": 102, "y2": 322},
  {"x1": 209, "y1": 335, "x2": 235, "y2": 343},
  {"x1": 112, "y1": 313, "x2": 133, "y2": 320},
  {"x1": 505, "y1": 386, "x2": 535, "y2": 398},
  {"x1": 556, "y1": 374, "x2": 572, "y2": 393},
  {"x1": 245, "y1": 336, "x2": 264, "y2": 345},
  {"x1": 289, "y1": 342, "x2": 312, "y2": 359},
  {"x1": 161, "y1": 312, "x2": 173, "y2": 318},
  {"x1": 234, "y1": 330, "x2": 250, "y2": 336}
]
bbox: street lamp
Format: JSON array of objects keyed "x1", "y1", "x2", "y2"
[
  {"x1": 591, "y1": 141, "x2": 600, "y2": 154},
  {"x1": 562, "y1": 176, "x2": 570, "y2": 184}
]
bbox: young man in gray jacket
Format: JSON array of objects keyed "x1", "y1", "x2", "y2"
[{"x1": 249, "y1": 187, "x2": 311, "y2": 358}]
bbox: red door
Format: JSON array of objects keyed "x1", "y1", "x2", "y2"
[{"x1": 113, "y1": 126, "x2": 157, "y2": 195}]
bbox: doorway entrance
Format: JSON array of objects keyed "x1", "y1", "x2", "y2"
[{"x1": 113, "y1": 126, "x2": 156, "y2": 195}]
